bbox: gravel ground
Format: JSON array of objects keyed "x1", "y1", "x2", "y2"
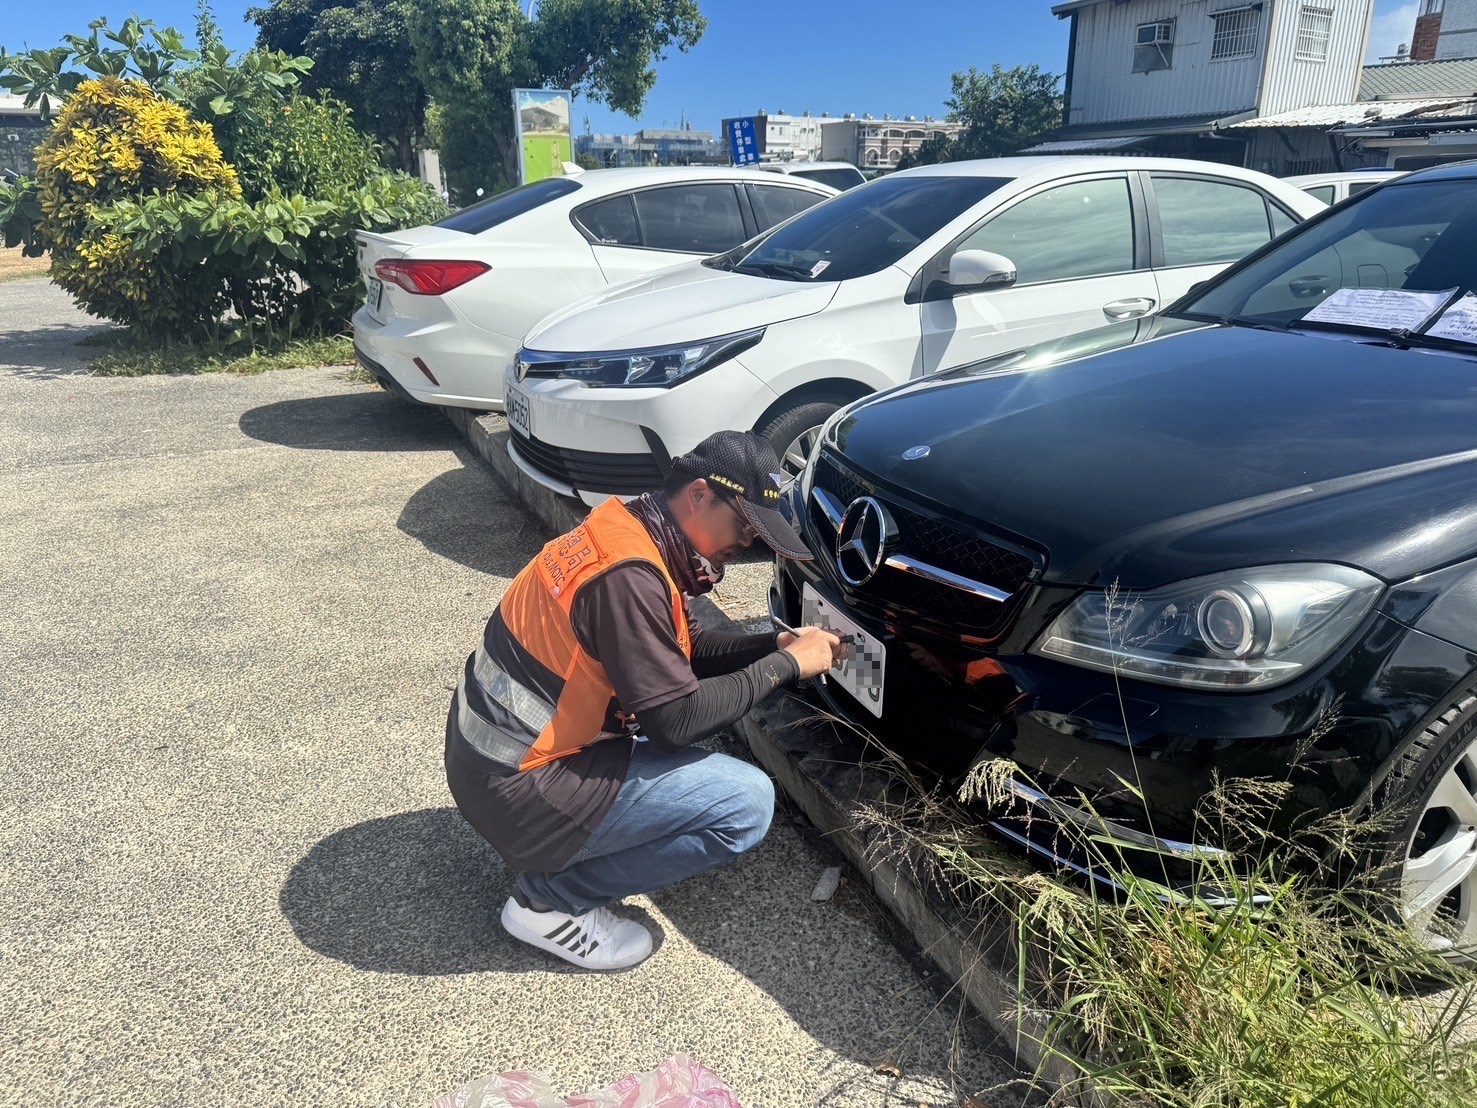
[{"x1": 0, "y1": 278, "x2": 1024, "y2": 1108}]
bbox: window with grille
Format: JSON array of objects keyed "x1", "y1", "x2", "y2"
[
  {"x1": 1211, "y1": 7, "x2": 1261, "y2": 59},
  {"x1": 1294, "y1": 4, "x2": 1335, "y2": 62},
  {"x1": 1133, "y1": 19, "x2": 1175, "y2": 72}
]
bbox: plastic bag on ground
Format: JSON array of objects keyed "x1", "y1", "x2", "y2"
[{"x1": 430, "y1": 1053, "x2": 742, "y2": 1108}]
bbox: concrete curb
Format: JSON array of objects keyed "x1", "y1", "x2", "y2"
[
  {"x1": 443, "y1": 407, "x2": 586, "y2": 534},
  {"x1": 444, "y1": 403, "x2": 1079, "y2": 1093}
]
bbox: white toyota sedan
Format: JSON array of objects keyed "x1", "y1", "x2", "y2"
[
  {"x1": 504, "y1": 157, "x2": 1326, "y2": 505},
  {"x1": 351, "y1": 167, "x2": 837, "y2": 410}
]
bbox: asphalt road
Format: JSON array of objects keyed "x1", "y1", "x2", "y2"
[{"x1": 0, "y1": 278, "x2": 1021, "y2": 1107}]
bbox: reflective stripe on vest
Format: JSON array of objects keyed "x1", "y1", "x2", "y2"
[
  {"x1": 472, "y1": 645, "x2": 556, "y2": 735},
  {"x1": 456, "y1": 674, "x2": 535, "y2": 768}
]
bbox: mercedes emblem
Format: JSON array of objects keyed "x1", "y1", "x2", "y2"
[{"x1": 834, "y1": 496, "x2": 897, "y2": 586}]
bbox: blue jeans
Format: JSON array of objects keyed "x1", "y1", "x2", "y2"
[{"x1": 517, "y1": 740, "x2": 775, "y2": 915}]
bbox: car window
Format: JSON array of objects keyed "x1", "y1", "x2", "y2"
[
  {"x1": 633, "y1": 184, "x2": 746, "y2": 254},
  {"x1": 1271, "y1": 204, "x2": 1299, "y2": 238},
  {"x1": 436, "y1": 177, "x2": 582, "y2": 234},
  {"x1": 1304, "y1": 184, "x2": 1337, "y2": 205},
  {"x1": 1178, "y1": 180, "x2": 1464, "y2": 328},
  {"x1": 958, "y1": 177, "x2": 1134, "y2": 284},
  {"x1": 1347, "y1": 181, "x2": 1380, "y2": 198},
  {"x1": 714, "y1": 175, "x2": 1009, "y2": 282},
  {"x1": 792, "y1": 167, "x2": 866, "y2": 191},
  {"x1": 748, "y1": 184, "x2": 827, "y2": 229},
  {"x1": 575, "y1": 194, "x2": 642, "y2": 246},
  {"x1": 1153, "y1": 176, "x2": 1273, "y2": 267}
]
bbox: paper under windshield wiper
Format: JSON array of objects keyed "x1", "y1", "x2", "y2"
[{"x1": 735, "y1": 260, "x2": 823, "y2": 280}]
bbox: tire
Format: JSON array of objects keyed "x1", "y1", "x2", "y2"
[
  {"x1": 1370, "y1": 683, "x2": 1477, "y2": 958},
  {"x1": 755, "y1": 391, "x2": 856, "y2": 478}
]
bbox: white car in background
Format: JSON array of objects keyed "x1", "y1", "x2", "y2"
[
  {"x1": 757, "y1": 161, "x2": 868, "y2": 190},
  {"x1": 504, "y1": 157, "x2": 1326, "y2": 505},
  {"x1": 1284, "y1": 168, "x2": 1405, "y2": 205},
  {"x1": 351, "y1": 167, "x2": 837, "y2": 410}
]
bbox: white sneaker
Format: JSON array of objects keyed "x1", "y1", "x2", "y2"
[{"x1": 500, "y1": 896, "x2": 654, "y2": 971}]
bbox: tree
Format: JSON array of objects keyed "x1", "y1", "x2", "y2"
[
  {"x1": 407, "y1": 0, "x2": 704, "y2": 199},
  {"x1": 948, "y1": 63, "x2": 1062, "y2": 160},
  {"x1": 249, "y1": 0, "x2": 428, "y2": 174},
  {"x1": 896, "y1": 64, "x2": 1062, "y2": 170}
]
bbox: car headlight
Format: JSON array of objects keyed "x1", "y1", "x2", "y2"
[
  {"x1": 1032, "y1": 564, "x2": 1383, "y2": 690},
  {"x1": 547, "y1": 328, "x2": 765, "y2": 388}
]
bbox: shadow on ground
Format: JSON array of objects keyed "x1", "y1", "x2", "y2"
[
  {"x1": 241, "y1": 390, "x2": 545, "y2": 577},
  {"x1": 279, "y1": 808, "x2": 663, "y2": 976},
  {"x1": 0, "y1": 322, "x2": 112, "y2": 379},
  {"x1": 281, "y1": 805, "x2": 994, "y2": 1098},
  {"x1": 396, "y1": 465, "x2": 547, "y2": 579},
  {"x1": 239, "y1": 389, "x2": 450, "y2": 452}
]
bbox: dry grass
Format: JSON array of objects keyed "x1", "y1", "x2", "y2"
[{"x1": 0, "y1": 245, "x2": 50, "y2": 283}]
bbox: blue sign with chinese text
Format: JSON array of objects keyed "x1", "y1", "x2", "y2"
[{"x1": 726, "y1": 117, "x2": 761, "y2": 166}]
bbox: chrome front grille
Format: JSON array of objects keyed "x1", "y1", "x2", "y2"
[{"x1": 809, "y1": 451, "x2": 1042, "y2": 635}]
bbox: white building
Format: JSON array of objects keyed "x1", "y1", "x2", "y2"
[
  {"x1": 1037, "y1": 0, "x2": 1374, "y2": 165},
  {"x1": 819, "y1": 115, "x2": 963, "y2": 168},
  {"x1": 755, "y1": 112, "x2": 828, "y2": 161}
]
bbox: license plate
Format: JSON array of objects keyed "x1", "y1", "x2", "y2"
[
  {"x1": 802, "y1": 583, "x2": 886, "y2": 717},
  {"x1": 365, "y1": 276, "x2": 384, "y2": 319},
  {"x1": 506, "y1": 382, "x2": 534, "y2": 439}
]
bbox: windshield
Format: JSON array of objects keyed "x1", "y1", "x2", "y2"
[
  {"x1": 715, "y1": 174, "x2": 1009, "y2": 282},
  {"x1": 436, "y1": 177, "x2": 582, "y2": 234},
  {"x1": 1174, "y1": 179, "x2": 1477, "y2": 346}
]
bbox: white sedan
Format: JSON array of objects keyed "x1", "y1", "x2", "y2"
[
  {"x1": 505, "y1": 156, "x2": 1327, "y2": 505},
  {"x1": 351, "y1": 167, "x2": 837, "y2": 410}
]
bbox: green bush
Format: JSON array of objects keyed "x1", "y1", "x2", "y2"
[
  {"x1": 214, "y1": 92, "x2": 382, "y2": 204},
  {"x1": 96, "y1": 169, "x2": 447, "y2": 340},
  {"x1": 33, "y1": 75, "x2": 242, "y2": 337},
  {"x1": 1, "y1": 20, "x2": 448, "y2": 348}
]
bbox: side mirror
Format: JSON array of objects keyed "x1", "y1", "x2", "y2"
[{"x1": 946, "y1": 249, "x2": 1017, "y2": 290}]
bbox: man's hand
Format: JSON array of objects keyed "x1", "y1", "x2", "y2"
[{"x1": 782, "y1": 626, "x2": 843, "y2": 678}]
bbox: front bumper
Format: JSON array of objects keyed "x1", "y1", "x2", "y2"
[
  {"x1": 775, "y1": 468, "x2": 1475, "y2": 861},
  {"x1": 502, "y1": 358, "x2": 780, "y2": 506}
]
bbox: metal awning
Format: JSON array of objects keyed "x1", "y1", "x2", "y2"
[{"x1": 1019, "y1": 135, "x2": 1150, "y2": 154}]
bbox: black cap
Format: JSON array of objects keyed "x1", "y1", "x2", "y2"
[{"x1": 669, "y1": 431, "x2": 813, "y2": 561}]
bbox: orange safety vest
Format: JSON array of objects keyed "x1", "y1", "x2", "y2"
[{"x1": 488, "y1": 497, "x2": 692, "y2": 771}]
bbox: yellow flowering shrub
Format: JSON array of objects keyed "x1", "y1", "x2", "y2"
[{"x1": 35, "y1": 77, "x2": 241, "y2": 335}]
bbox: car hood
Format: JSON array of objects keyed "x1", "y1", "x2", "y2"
[
  {"x1": 829, "y1": 324, "x2": 1477, "y2": 587},
  {"x1": 524, "y1": 263, "x2": 839, "y2": 352}
]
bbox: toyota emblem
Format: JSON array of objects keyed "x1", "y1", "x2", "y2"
[{"x1": 835, "y1": 496, "x2": 897, "y2": 586}]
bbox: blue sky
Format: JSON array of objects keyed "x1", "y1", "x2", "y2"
[{"x1": 2, "y1": 1, "x2": 1427, "y2": 137}]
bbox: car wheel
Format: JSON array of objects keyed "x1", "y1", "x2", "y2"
[
  {"x1": 755, "y1": 391, "x2": 854, "y2": 478},
  {"x1": 1374, "y1": 684, "x2": 1477, "y2": 956}
]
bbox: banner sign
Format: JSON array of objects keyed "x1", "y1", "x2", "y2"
[
  {"x1": 723, "y1": 117, "x2": 762, "y2": 166},
  {"x1": 513, "y1": 88, "x2": 574, "y2": 185}
]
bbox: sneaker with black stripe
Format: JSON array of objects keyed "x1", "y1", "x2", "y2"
[{"x1": 500, "y1": 896, "x2": 653, "y2": 971}]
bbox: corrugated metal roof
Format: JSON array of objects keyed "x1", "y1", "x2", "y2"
[
  {"x1": 1020, "y1": 136, "x2": 1150, "y2": 154},
  {"x1": 1225, "y1": 100, "x2": 1471, "y2": 128},
  {"x1": 1050, "y1": 0, "x2": 1103, "y2": 15},
  {"x1": 0, "y1": 93, "x2": 42, "y2": 118},
  {"x1": 1360, "y1": 59, "x2": 1477, "y2": 101}
]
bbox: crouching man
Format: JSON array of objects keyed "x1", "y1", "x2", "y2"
[{"x1": 445, "y1": 430, "x2": 841, "y2": 971}]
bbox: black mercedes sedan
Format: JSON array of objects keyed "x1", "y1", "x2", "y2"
[{"x1": 772, "y1": 161, "x2": 1477, "y2": 953}]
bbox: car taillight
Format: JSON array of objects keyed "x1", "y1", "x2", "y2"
[{"x1": 373, "y1": 258, "x2": 490, "y2": 295}]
